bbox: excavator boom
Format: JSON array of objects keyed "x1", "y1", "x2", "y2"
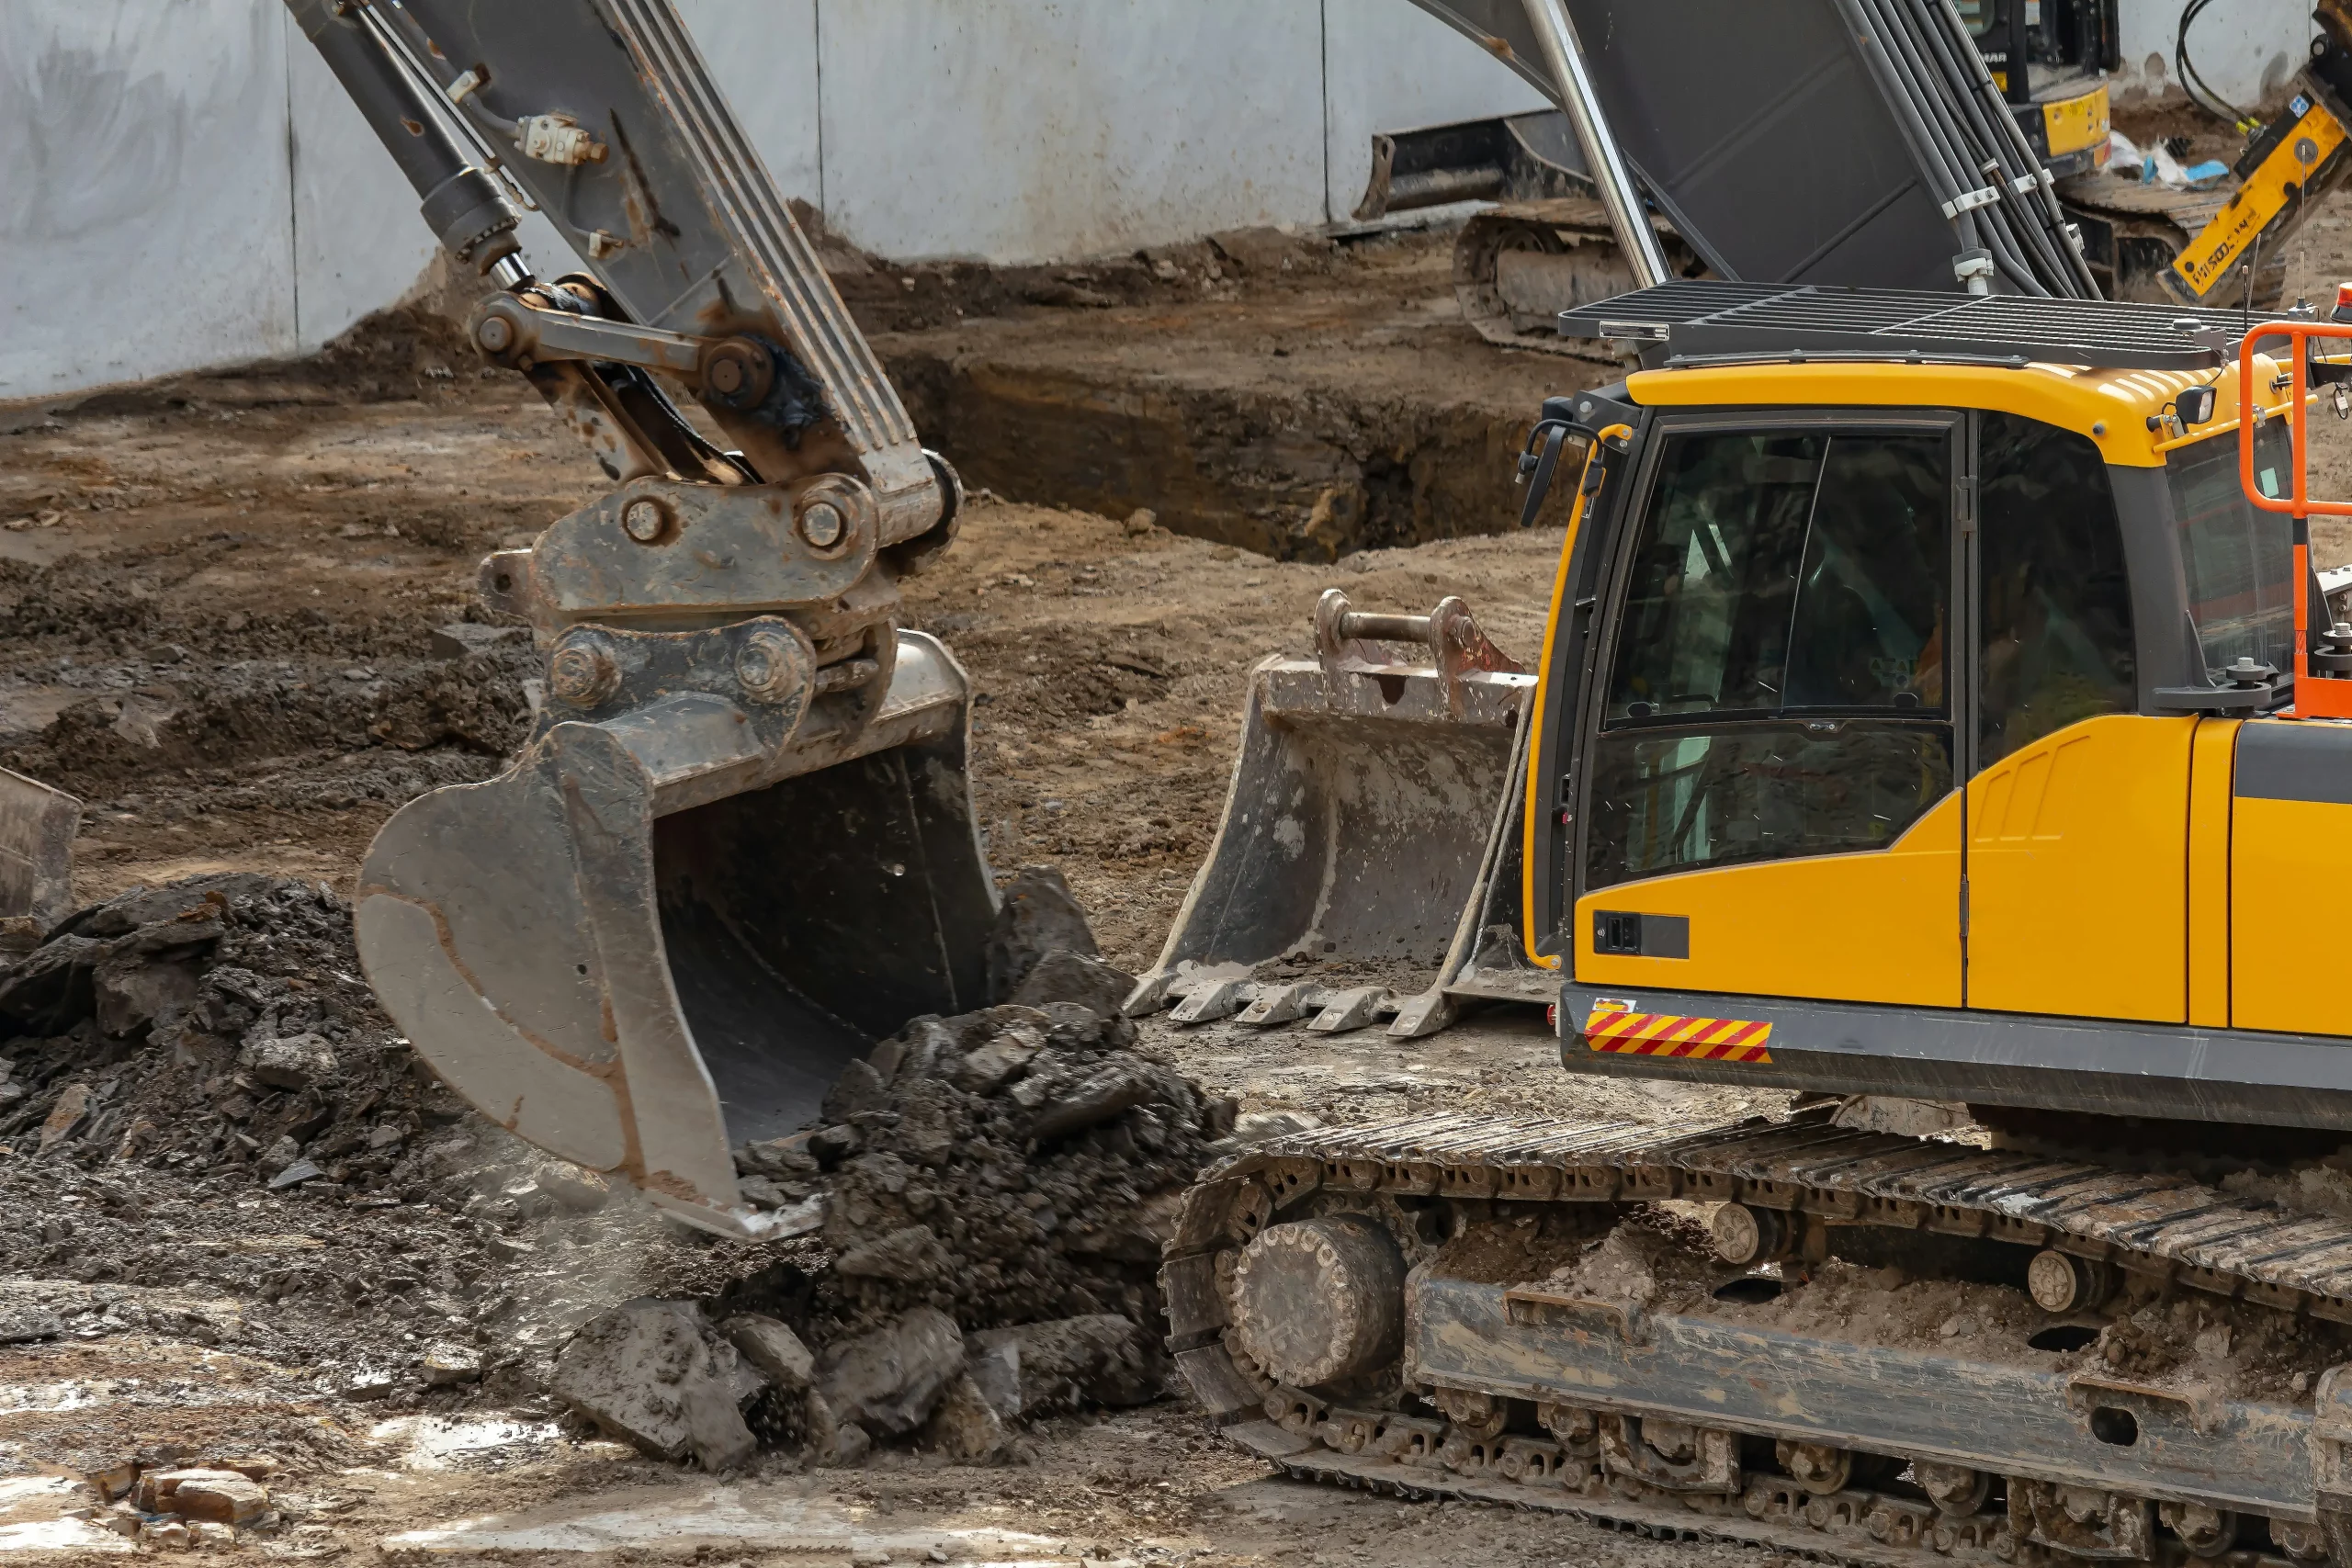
[{"x1": 286, "y1": 0, "x2": 990, "y2": 1235}]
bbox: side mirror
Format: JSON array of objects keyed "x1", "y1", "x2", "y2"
[{"x1": 2177, "y1": 384, "x2": 2217, "y2": 426}]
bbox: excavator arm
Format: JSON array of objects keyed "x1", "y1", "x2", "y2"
[{"x1": 284, "y1": 0, "x2": 992, "y2": 1236}]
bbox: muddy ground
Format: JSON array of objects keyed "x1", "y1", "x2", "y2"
[{"x1": 4, "y1": 177, "x2": 2352, "y2": 1563}]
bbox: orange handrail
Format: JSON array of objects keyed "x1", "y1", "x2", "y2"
[{"x1": 2237, "y1": 321, "x2": 2352, "y2": 719}]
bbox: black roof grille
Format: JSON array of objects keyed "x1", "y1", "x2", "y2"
[{"x1": 1560, "y1": 281, "x2": 2259, "y2": 370}]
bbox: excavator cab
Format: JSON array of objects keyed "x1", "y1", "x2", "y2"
[
  {"x1": 288, "y1": 0, "x2": 991, "y2": 1235},
  {"x1": 1510, "y1": 281, "x2": 2352, "y2": 1130}
]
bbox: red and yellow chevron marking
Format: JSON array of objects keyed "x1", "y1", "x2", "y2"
[{"x1": 1581, "y1": 1008, "x2": 1773, "y2": 1064}]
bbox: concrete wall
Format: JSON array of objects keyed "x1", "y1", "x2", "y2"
[
  {"x1": 2113, "y1": 0, "x2": 2316, "y2": 108},
  {"x1": 0, "y1": 1, "x2": 2316, "y2": 400}
]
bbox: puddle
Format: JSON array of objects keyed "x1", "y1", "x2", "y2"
[
  {"x1": 0, "y1": 1477, "x2": 130, "y2": 1555},
  {"x1": 380, "y1": 1479, "x2": 1125, "y2": 1562},
  {"x1": 370, "y1": 1415, "x2": 564, "y2": 1472}
]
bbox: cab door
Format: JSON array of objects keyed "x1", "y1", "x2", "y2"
[
  {"x1": 1961, "y1": 413, "x2": 2191, "y2": 1022},
  {"x1": 1572, "y1": 412, "x2": 1964, "y2": 1007}
]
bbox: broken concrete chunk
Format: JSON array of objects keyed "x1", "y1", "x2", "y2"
[
  {"x1": 970, "y1": 1314, "x2": 1154, "y2": 1413},
  {"x1": 83, "y1": 1457, "x2": 139, "y2": 1501},
  {"x1": 816, "y1": 1306, "x2": 965, "y2": 1435},
  {"x1": 36, "y1": 1081, "x2": 90, "y2": 1153},
  {"x1": 134, "y1": 1468, "x2": 266, "y2": 1521},
  {"x1": 429, "y1": 622, "x2": 530, "y2": 660},
  {"x1": 720, "y1": 1313, "x2": 815, "y2": 1393},
  {"x1": 94, "y1": 953, "x2": 199, "y2": 1039},
  {"x1": 164, "y1": 1472, "x2": 270, "y2": 1526},
  {"x1": 1025, "y1": 1064, "x2": 1159, "y2": 1143},
  {"x1": 537, "y1": 1162, "x2": 611, "y2": 1213},
  {"x1": 0, "y1": 1304, "x2": 63, "y2": 1343},
  {"x1": 1009, "y1": 950, "x2": 1136, "y2": 1020},
  {"x1": 954, "y1": 1025, "x2": 1044, "y2": 1093},
  {"x1": 736, "y1": 1131, "x2": 820, "y2": 1179},
  {"x1": 804, "y1": 1392, "x2": 873, "y2": 1467},
  {"x1": 983, "y1": 867, "x2": 1100, "y2": 1002},
  {"x1": 835, "y1": 1224, "x2": 952, "y2": 1283},
  {"x1": 421, "y1": 1343, "x2": 482, "y2": 1385},
  {"x1": 966, "y1": 1338, "x2": 1023, "y2": 1423},
  {"x1": 821, "y1": 1058, "x2": 889, "y2": 1122},
  {"x1": 548, "y1": 1298, "x2": 759, "y2": 1471},
  {"x1": 921, "y1": 1371, "x2": 1010, "y2": 1461},
  {"x1": 239, "y1": 1031, "x2": 336, "y2": 1091}
]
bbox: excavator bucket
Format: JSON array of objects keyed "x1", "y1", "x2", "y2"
[
  {"x1": 356, "y1": 626, "x2": 996, "y2": 1238},
  {"x1": 1125, "y1": 591, "x2": 1548, "y2": 1038}
]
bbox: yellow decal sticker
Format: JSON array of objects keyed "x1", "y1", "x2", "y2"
[
  {"x1": 1582, "y1": 1008, "x2": 1774, "y2": 1064},
  {"x1": 2175, "y1": 99, "x2": 2348, "y2": 299}
]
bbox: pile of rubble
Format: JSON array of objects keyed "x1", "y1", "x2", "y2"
[
  {"x1": 547, "y1": 869, "x2": 1233, "y2": 1469},
  {"x1": 0, "y1": 864, "x2": 1235, "y2": 1476}
]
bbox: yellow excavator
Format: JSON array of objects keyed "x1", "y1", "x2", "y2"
[{"x1": 1156, "y1": 287, "x2": 2352, "y2": 1563}]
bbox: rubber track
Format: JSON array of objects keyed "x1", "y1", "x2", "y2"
[
  {"x1": 1178, "y1": 1109, "x2": 2352, "y2": 1322},
  {"x1": 1164, "y1": 1110, "x2": 2352, "y2": 1565}
]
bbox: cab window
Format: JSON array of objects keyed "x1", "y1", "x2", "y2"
[
  {"x1": 1976, "y1": 412, "x2": 2137, "y2": 765},
  {"x1": 1587, "y1": 426, "x2": 1954, "y2": 893},
  {"x1": 2162, "y1": 420, "x2": 2295, "y2": 678}
]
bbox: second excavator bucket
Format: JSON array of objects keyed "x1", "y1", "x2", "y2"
[
  {"x1": 1126, "y1": 590, "x2": 1550, "y2": 1039},
  {"x1": 357, "y1": 626, "x2": 996, "y2": 1238}
]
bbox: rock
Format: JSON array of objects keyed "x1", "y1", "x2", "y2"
[
  {"x1": 921, "y1": 1371, "x2": 1010, "y2": 1461},
  {"x1": 37, "y1": 1081, "x2": 91, "y2": 1152},
  {"x1": 966, "y1": 1340, "x2": 1023, "y2": 1425},
  {"x1": 429, "y1": 623, "x2": 530, "y2": 660},
  {"x1": 983, "y1": 867, "x2": 1099, "y2": 1003},
  {"x1": 340, "y1": 1368, "x2": 397, "y2": 1400},
  {"x1": 421, "y1": 1343, "x2": 482, "y2": 1385},
  {"x1": 1009, "y1": 950, "x2": 1134, "y2": 1020},
  {"x1": 0, "y1": 1304, "x2": 63, "y2": 1343},
  {"x1": 805, "y1": 1393, "x2": 872, "y2": 1467},
  {"x1": 537, "y1": 1163, "x2": 611, "y2": 1213},
  {"x1": 0, "y1": 936, "x2": 105, "y2": 1036},
  {"x1": 954, "y1": 1027, "x2": 1044, "y2": 1094},
  {"x1": 267, "y1": 1159, "x2": 321, "y2": 1190},
  {"x1": 167, "y1": 1472, "x2": 270, "y2": 1526},
  {"x1": 815, "y1": 1306, "x2": 966, "y2": 1435},
  {"x1": 970, "y1": 1315, "x2": 1154, "y2": 1413},
  {"x1": 83, "y1": 1456, "x2": 139, "y2": 1500},
  {"x1": 93, "y1": 953, "x2": 200, "y2": 1038},
  {"x1": 549, "y1": 1299, "x2": 762, "y2": 1470},
  {"x1": 835, "y1": 1224, "x2": 951, "y2": 1284},
  {"x1": 1208, "y1": 224, "x2": 1328, "y2": 275},
  {"x1": 719, "y1": 1313, "x2": 815, "y2": 1392},
  {"x1": 240, "y1": 1032, "x2": 337, "y2": 1091},
  {"x1": 1025, "y1": 1064, "x2": 1159, "y2": 1143},
  {"x1": 135, "y1": 1468, "x2": 266, "y2": 1521},
  {"x1": 821, "y1": 1058, "x2": 889, "y2": 1122},
  {"x1": 737, "y1": 1132, "x2": 820, "y2": 1178}
]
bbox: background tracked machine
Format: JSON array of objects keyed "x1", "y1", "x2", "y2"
[
  {"x1": 1159, "y1": 284, "x2": 2352, "y2": 1567},
  {"x1": 1360, "y1": 0, "x2": 2352, "y2": 346}
]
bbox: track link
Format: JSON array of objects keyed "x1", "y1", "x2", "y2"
[{"x1": 1164, "y1": 1110, "x2": 2352, "y2": 1567}]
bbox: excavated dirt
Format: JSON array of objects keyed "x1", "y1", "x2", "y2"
[{"x1": 4, "y1": 191, "x2": 2352, "y2": 1560}]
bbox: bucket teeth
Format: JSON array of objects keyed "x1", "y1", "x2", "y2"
[
  {"x1": 1237, "y1": 982, "x2": 1320, "y2": 1026},
  {"x1": 1170, "y1": 976, "x2": 1250, "y2": 1024},
  {"x1": 1306, "y1": 987, "x2": 1394, "y2": 1033}
]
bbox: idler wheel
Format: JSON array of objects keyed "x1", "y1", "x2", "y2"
[{"x1": 1229, "y1": 1214, "x2": 1406, "y2": 1388}]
